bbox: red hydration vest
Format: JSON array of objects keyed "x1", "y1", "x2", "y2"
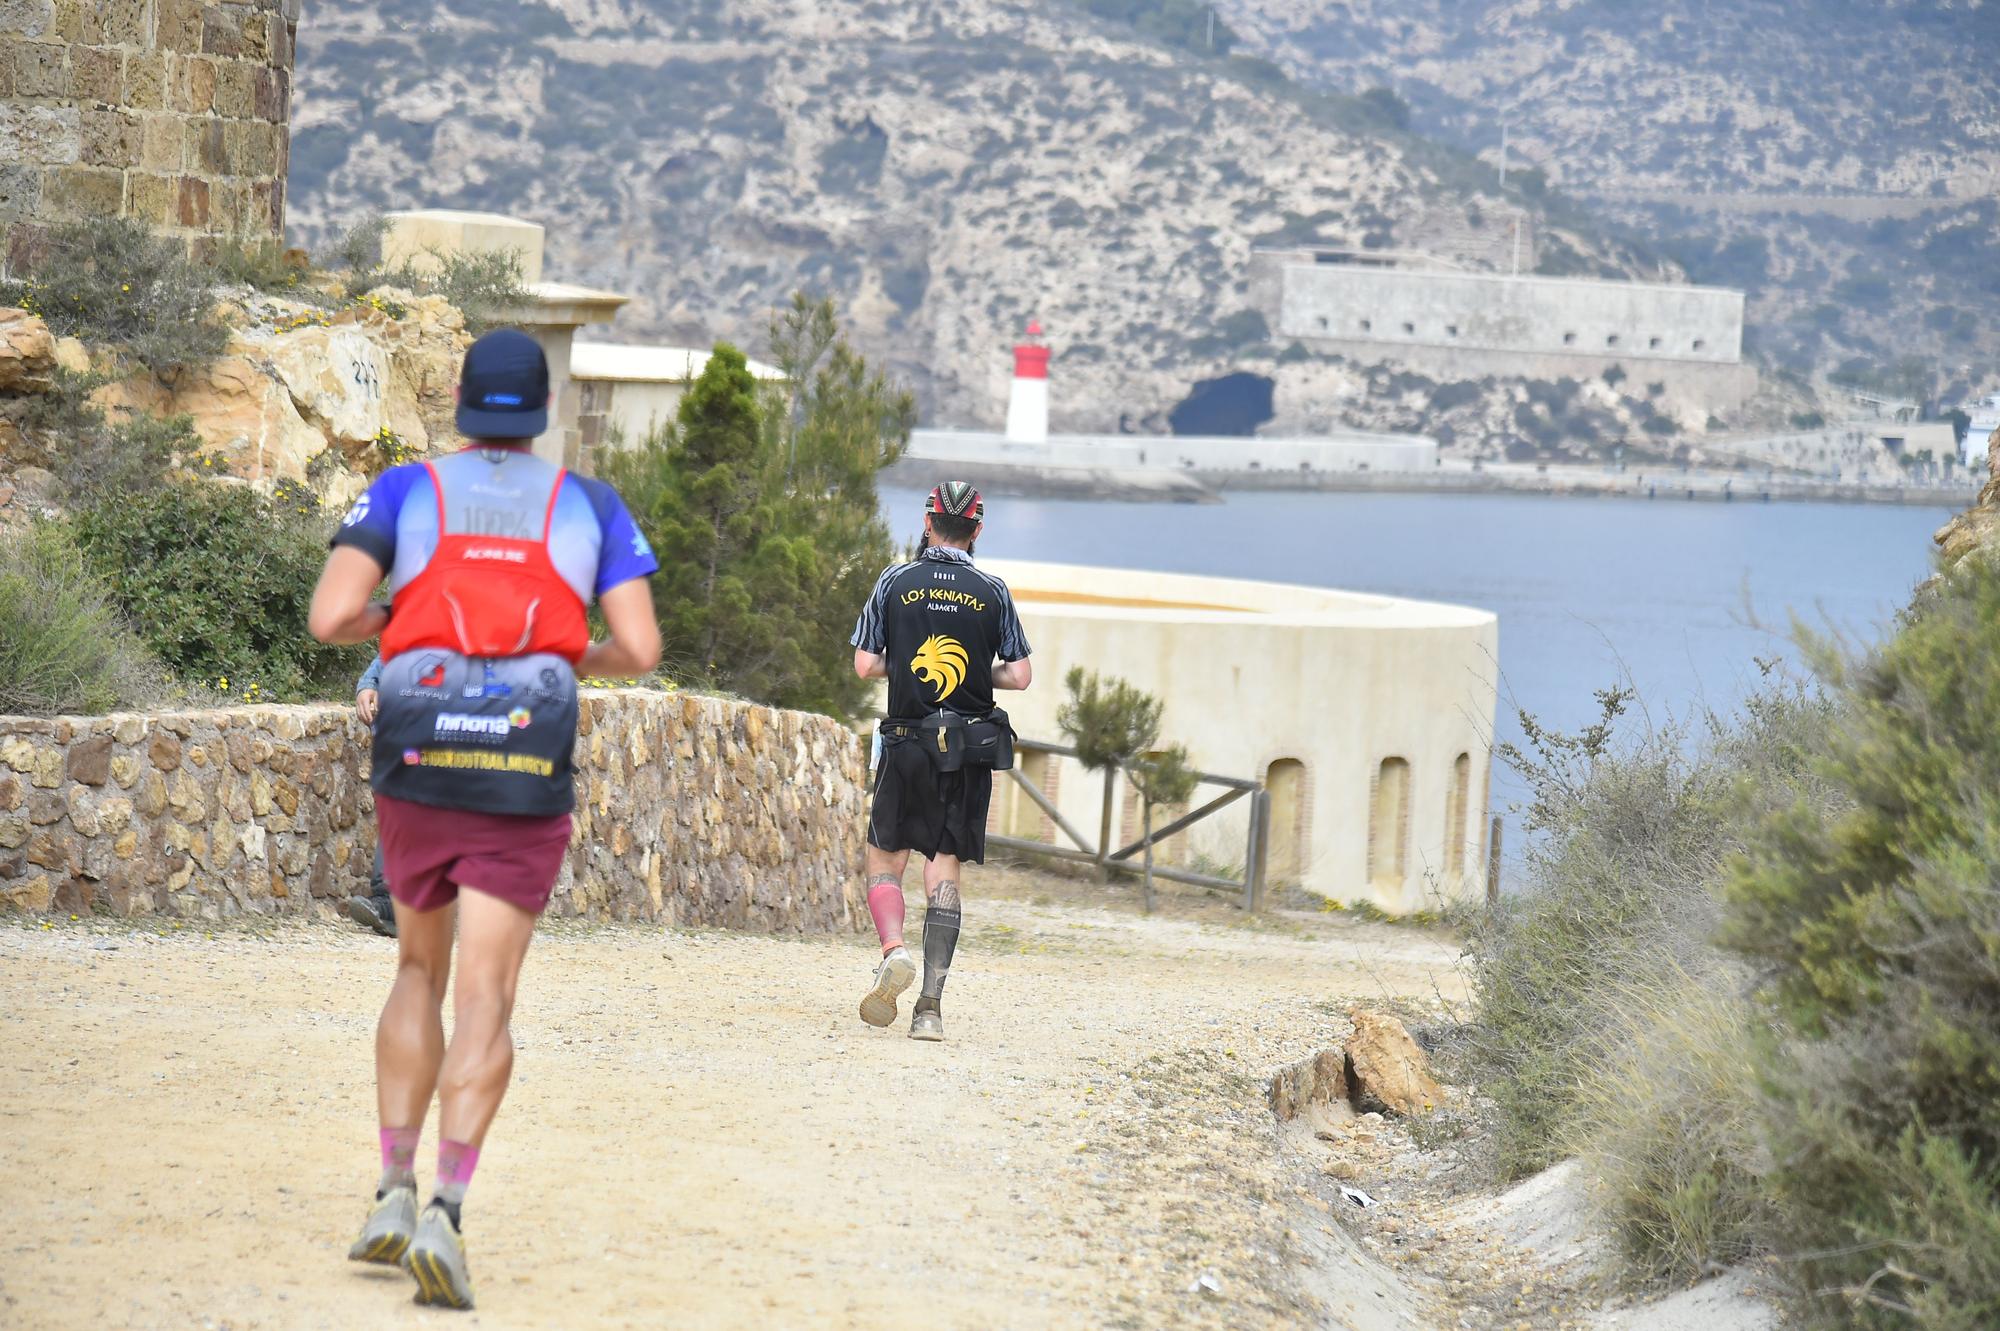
[{"x1": 379, "y1": 460, "x2": 591, "y2": 665}]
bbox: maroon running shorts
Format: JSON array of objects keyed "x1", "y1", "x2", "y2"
[{"x1": 373, "y1": 793, "x2": 574, "y2": 916}]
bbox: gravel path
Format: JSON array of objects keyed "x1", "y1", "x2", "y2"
[{"x1": 0, "y1": 870, "x2": 1463, "y2": 1330}]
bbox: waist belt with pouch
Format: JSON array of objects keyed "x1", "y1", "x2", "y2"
[{"x1": 882, "y1": 707, "x2": 1016, "y2": 773}]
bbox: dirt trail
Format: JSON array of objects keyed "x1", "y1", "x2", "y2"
[{"x1": 0, "y1": 871, "x2": 1463, "y2": 1331}]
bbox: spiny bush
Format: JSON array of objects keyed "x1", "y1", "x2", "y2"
[
  {"x1": 70, "y1": 481, "x2": 368, "y2": 702},
  {"x1": 0, "y1": 216, "x2": 226, "y2": 379},
  {"x1": 1567, "y1": 969, "x2": 1773, "y2": 1286},
  {"x1": 326, "y1": 214, "x2": 531, "y2": 333},
  {"x1": 0, "y1": 521, "x2": 164, "y2": 717},
  {"x1": 210, "y1": 233, "x2": 328, "y2": 301},
  {"x1": 1471, "y1": 680, "x2": 1833, "y2": 1183},
  {"x1": 1470, "y1": 689, "x2": 1732, "y2": 1177},
  {"x1": 1723, "y1": 555, "x2": 2000, "y2": 1328},
  {"x1": 13, "y1": 368, "x2": 195, "y2": 500}
]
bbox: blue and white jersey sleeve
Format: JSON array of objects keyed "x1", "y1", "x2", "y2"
[
  {"x1": 329, "y1": 463, "x2": 426, "y2": 570},
  {"x1": 577, "y1": 477, "x2": 659, "y2": 594},
  {"x1": 849, "y1": 565, "x2": 900, "y2": 654},
  {"x1": 995, "y1": 583, "x2": 1032, "y2": 662}
]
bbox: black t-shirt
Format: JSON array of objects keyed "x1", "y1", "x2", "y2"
[{"x1": 851, "y1": 546, "x2": 1031, "y2": 720}]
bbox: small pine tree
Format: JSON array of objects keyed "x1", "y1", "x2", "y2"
[
  {"x1": 607, "y1": 342, "x2": 811, "y2": 698},
  {"x1": 599, "y1": 295, "x2": 913, "y2": 716},
  {"x1": 1057, "y1": 667, "x2": 1196, "y2": 911}
]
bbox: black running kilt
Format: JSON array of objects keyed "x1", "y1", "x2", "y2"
[{"x1": 868, "y1": 735, "x2": 992, "y2": 863}]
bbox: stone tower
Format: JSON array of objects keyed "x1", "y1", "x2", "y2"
[{"x1": 0, "y1": 0, "x2": 299, "y2": 263}]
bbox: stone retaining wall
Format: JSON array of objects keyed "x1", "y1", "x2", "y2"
[{"x1": 0, "y1": 690, "x2": 868, "y2": 933}]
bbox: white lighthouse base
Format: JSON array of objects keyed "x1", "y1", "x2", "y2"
[{"x1": 1004, "y1": 378, "x2": 1049, "y2": 444}]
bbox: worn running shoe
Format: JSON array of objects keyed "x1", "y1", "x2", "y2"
[
  {"x1": 347, "y1": 1184, "x2": 417, "y2": 1266},
  {"x1": 404, "y1": 1201, "x2": 475, "y2": 1310},
  {"x1": 345, "y1": 894, "x2": 397, "y2": 938},
  {"x1": 859, "y1": 946, "x2": 916, "y2": 1028},
  {"x1": 909, "y1": 997, "x2": 945, "y2": 1042}
]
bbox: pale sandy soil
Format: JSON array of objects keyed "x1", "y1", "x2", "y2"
[{"x1": 0, "y1": 867, "x2": 1466, "y2": 1331}]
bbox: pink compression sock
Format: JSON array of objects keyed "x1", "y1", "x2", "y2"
[
  {"x1": 866, "y1": 878, "x2": 906, "y2": 953},
  {"x1": 435, "y1": 1139, "x2": 480, "y2": 1207},
  {"x1": 379, "y1": 1125, "x2": 419, "y2": 1191}
]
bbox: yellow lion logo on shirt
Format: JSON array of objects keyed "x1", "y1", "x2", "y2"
[{"x1": 910, "y1": 634, "x2": 970, "y2": 701}]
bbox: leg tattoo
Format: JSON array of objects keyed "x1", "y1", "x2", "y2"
[{"x1": 921, "y1": 880, "x2": 961, "y2": 1002}]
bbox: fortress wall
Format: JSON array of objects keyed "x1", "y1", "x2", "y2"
[
  {"x1": 0, "y1": 690, "x2": 868, "y2": 933},
  {"x1": 1273, "y1": 262, "x2": 1746, "y2": 365},
  {"x1": 0, "y1": 0, "x2": 298, "y2": 260}
]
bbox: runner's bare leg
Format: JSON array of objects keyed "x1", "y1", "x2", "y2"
[
  {"x1": 378, "y1": 900, "x2": 454, "y2": 1130},
  {"x1": 921, "y1": 853, "x2": 962, "y2": 904},
  {"x1": 436, "y1": 888, "x2": 539, "y2": 1149}
]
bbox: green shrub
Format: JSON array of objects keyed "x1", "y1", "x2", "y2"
[
  {"x1": 0, "y1": 521, "x2": 164, "y2": 717},
  {"x1": 1472, "y1": 683, "x2": 1832, "y2": 1180},
  {"x1": 1723, "y1": 555, "x2": 2000, "y2": 1327},
  {"x1": 1568, "y1": 969, "x2": 1773, "y2": 1285},
  {"x1": 70, "y1": 481, "x2": 367, "y2": 702},
  {"x1": 0, "y1": 217, "x2": 226, "y2": 380}
]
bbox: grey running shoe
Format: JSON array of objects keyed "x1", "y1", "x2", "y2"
[
  {"x1": 859, "y1": 946, "x2": 916, "y2": 1028},
  {"x1": 347, "y1": 1184, "x2": 417, "y2": 1265},
  {"x1": 345, "y1": 894, "x2": 397, "y2": 938},
  {"x1": 909, "y1": 998, "x2": 945, "y2": 1042},
  {"x1": 404, "y1": 1201, "x2": 475, "y2": 1310}
]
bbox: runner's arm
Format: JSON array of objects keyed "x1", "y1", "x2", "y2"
[
  {"x1": 308, "y1": 547, "x2": 390, "y2": 644},
  {"x1": 578, "y1": 578, "x2": 661, "y2": 678},
  {"x1": 853, "y1": 648, "x2": 888, "y2": 680},
  {"x1": 993, "y1": 656, "x2": 1033, "y2": 691}
]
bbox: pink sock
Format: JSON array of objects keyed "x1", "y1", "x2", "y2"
[
  {"x1": 379, "y1": 1125, "x2": 419, "y2": 1190},
  {"x1": 435, "y1": 1138, "x2": 480, "y2": 1207},
  {"x1": 866, "y1": 878, "x2": 906, "y2": 953}
]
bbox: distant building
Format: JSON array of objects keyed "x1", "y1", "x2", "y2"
[
  {"x1": 1249, "y1": 249, "x2": 1758, "y2": 410},
  {"x1": 572, "y1": 342, "x2": 785, "y2": 458},
  {"x1": 1966, "y1": 393, "x2": 2000, "y2": 467},
  {"x1": 985, "y1": 558, "x2": 1497, "y2": 913}
]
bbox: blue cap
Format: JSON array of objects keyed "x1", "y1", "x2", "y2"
[{"x1": 456, "y1": 328, "x2": 549, "y2": 440}]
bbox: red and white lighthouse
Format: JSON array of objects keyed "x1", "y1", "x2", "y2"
[{"x1": 1004, "y1": 319, "x2": 1050, "y2": 444}]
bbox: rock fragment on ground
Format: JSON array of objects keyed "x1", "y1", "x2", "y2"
[{"x1": 1345, "y1": 1008, "x2": 1443, "y2": 1116}]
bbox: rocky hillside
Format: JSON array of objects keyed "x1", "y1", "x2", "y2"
[
  {"x1": 1212, "y1": 0, "x2": 1998, "y2": 198},
  {"x1": 1213, "y1": 0, "x2": 2000, "y2": 396},
  {"x1": 281, "y1": 0, "x2": 1673, "y2": 448}
]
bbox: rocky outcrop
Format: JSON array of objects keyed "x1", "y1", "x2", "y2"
[
  {"x1": 1344, "y1": 1009, "x2": 1443, "y2": 1117},
  {"x1": 0, "y1": 308, "x2": 55, "y2": 393},
  {"x1": 0, "y1": 291, "x2": 467, "y2": 506},
  {"x1": 0, "y1": 690, "x2": 867, "y2": 933},
  {"x1": 98, "y1": 289, "x2": 466, "y2": 505},
  {"x1": 1934, "y1": 425, "x2": 2000, "y2": 568}
]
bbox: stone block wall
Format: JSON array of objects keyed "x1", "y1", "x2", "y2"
[
  {"x1": 0, "y1": 690, "x2": 869, "y2": 934},
  {"x1": 0, "y1": 0, "x2": 297, "y2": 262}
]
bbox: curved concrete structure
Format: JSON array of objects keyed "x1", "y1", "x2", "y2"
[{"x1": 981, "y1": 559, "x2": 1498, "y2": 914}]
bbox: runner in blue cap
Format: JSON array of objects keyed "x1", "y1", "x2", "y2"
[{"x1": 311, "y1": 328, "x2": 662, "y2": 1310}]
